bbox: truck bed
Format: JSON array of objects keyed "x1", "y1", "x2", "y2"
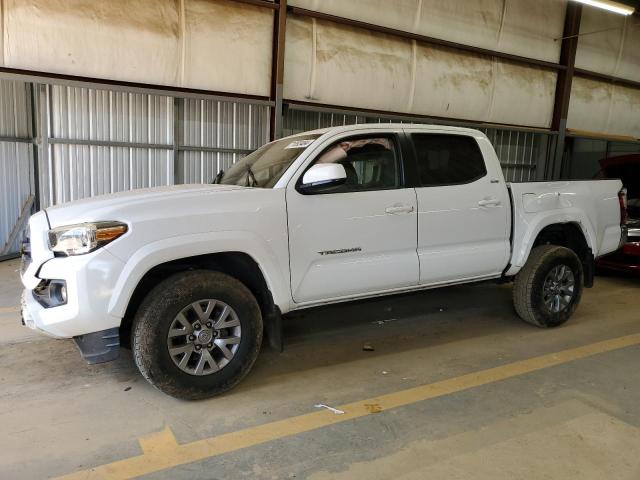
[{"x1": 506, "y1": 180, "x2": 623, "y2": 275}]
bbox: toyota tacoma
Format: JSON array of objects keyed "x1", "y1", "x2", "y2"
[{"x1": 20, "y1": 124, "x2": 627, "y2": 399}]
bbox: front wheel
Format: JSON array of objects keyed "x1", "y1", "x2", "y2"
[
  {"x1": 132, "y1": 270, "x2": 263, "y2": 400},
  {"x1": 513, "y1": 245, "x2": 584, "y2": 328}
]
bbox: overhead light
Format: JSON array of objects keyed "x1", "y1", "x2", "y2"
[{"x1": 574, "y1": 0, "x2": 635, "y2": 15}]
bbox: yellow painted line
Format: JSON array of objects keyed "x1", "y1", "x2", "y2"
[
  {"x1": 0, "y1": 306, "x2": 20, "y2": 313},
  {"x1": 56, "y1": 333, "x2": 640, "y2": 480}
]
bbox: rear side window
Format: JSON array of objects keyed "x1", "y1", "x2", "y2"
[{"x1": 412, "y1": 134, "x2": 486, "y2": 187}]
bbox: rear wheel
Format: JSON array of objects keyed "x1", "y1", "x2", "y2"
[
  {"x1": 513, "y1": 245, "x2": 583, "y2": 328},
  {"x1": 132, "y1": 270, "x2": 262, "y2": 400}
]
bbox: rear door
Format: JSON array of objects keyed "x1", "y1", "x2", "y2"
[
  {"x1": 286, "y1": 130, "x2": 419, "y2": 304},
  {"x1": 405, "y1": 130, "x2": 511, "y2": 285}
]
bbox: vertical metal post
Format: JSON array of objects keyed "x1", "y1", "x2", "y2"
[
  {"x1": 173, "y1": 96, "x2": 180, "y2": 184},
  {"x1": 28, "y1": 83, "x2": 41, "y2": 211},
  {"x1": 551, "y1": 3, "x2": 582, "y2": 180},
  {"x1": 38, "y1": 83, "x2": 52, "y2": 207},
  {"x1": 269, "y1": 0, "x2": 287, "y2": 141}
]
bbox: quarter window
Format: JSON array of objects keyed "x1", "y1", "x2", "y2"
[{"x1": 412, "y1": 134, "x2": 486, "y2": 187}]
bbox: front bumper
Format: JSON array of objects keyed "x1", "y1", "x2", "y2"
[{"x1": 20, "y1": 247, "x2": 126, "y2": 339}]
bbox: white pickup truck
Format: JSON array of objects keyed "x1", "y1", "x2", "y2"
[{"x1": 20, "y1": 124, "x2": 627, "y2": 399}]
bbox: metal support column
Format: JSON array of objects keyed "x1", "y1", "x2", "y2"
[
  {"x1": 551, "y1": 3, "x2": 582, "y2": 180},
  {"x1": 270, "y1": 0, "x2": 287, "y2": 141},
  {"x1": 38, "y1": 83, "x2": 51, "y2": 207},
  {"x1": 28, "y1": 83, "x2": 41, "y2": 211}
]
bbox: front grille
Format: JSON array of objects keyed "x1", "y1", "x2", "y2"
[{"x1": 20, "y1": 236, "x2": 31, "y2": 276}]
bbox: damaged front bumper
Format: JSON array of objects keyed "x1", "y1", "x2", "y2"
[{"x1": 20, "y1": 211, "x2": 125, "y2": 364}]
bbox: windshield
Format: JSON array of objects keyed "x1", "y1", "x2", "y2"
[{"x1": 217, "y1": 134, "x2": 321, "y2": 188}]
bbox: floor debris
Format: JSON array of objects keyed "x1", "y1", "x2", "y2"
[
  {"x1": 372, "y1": 318, "x2": 398, "y2": 325},
  {"x1": 363, "y1": 343, "x2": 375, "y2": 351},
  {"x1": 364, "y1": 403, "x2": 382, "y2": 413},
  {"x1": 314, "y1": 404, "x2": 345, "y2": 415}
]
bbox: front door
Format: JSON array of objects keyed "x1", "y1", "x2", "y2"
[{"x1": 286, "y1": 131, "x2": 419, "y2": 304}]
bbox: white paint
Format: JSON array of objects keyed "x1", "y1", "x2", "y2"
[
  {"x1": 405, "y1": 130, "x2": 511, "y2": 284},
  {"x1": 506, "y1": 180, "x2": 623, "y2": 275},
  {"x1": 300, "y1": 163, "x2": 346, "y2": 185}
]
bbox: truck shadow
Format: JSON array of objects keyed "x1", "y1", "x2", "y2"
[{"x1": 241, "y1": 281, "x2": 524, "y2": 390}]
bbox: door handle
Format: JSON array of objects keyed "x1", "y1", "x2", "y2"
[
  {"x1": 478, "y1": 198, "x2": 501, "y2": 207},
  {"x1": 385, "y1": 205, "x2": 414, "y2": 214}
]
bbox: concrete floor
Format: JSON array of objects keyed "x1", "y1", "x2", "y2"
[{"x1": 1, "y1": 257, "x2": 639, "y2": 479}]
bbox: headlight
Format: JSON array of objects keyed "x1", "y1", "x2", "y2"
[{"x1": 48, "y1": 221, "x2": 128, "y2": 256}]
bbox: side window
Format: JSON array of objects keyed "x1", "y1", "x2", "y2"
[
  {"x1": 304, "y1": 135, "x2": 401, "y2": 193},
  {"x1": 412, "y1": 134, "x2": 487, "y2": 187}
]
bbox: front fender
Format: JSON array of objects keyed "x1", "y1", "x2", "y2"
[{"x1": 107, "y1": 231, "x2": 292, "y2": 318}]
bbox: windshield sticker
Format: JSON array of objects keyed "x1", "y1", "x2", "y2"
[{"x1": 285, "y1": 139, "x2": 315, "y2": 149}]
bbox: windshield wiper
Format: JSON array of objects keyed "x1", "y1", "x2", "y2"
[
  {"x1": 246, "y1": 165, "x2": 258, "y2": 187},
  {"x1": 211, "y1": 169, "x2": 224, "y2": 184}
]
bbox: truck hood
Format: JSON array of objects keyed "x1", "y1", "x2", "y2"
[
  {"x1": 45, "y1": 184, "x2": 246, "y2": 227},
  {"x1": 44, "y1": 183, "x2": 288, "y2": 266}
]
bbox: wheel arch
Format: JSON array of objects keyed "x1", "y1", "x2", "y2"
[
  {"x1": 508, "y1": 220, "x2": 595, "y2": 287},
  {"x1": 118, "y1": 251, "x2": 282, "y2": 349}
]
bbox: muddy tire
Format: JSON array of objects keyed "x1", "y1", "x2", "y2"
[
  {"x1": 513, "y1": 245, "x2": 583, "y2": 328},
  {"x1": 132, "y1": 270, "x2": 262, "y2": 400}
]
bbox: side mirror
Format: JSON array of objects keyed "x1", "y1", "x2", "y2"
[{"x1": 299, "y1": 163, "x2": 347, "y2": 192}]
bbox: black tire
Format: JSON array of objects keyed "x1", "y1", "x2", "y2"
[
  {"x1": 132, "y1": 270, "x2": 263, "y2": 400},
  {"x1": 513, "y1": 245, "x2": 583, "y2": 328}
]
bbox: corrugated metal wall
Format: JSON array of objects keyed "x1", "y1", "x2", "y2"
[
  {"x1": 0, "y1": 80, "x2": 270, "y2": 254},
  {"x1": 176, "y1": 99, "x2": 269, "y2": 184},
  {"x1": 483, "y1": 128, "x2": 551, "y2": 183},
  {"x1": 38, "y1": 85, "x2": 270, "y2": 208},
  {"x1": 282, "y1": 107, "x2": 551, "y2": 182},
  {"x1": 0, "y1": 80, "x2": 34, "y2": 256},
  {"x1": 46, "y1": 85, "x2": 174, "y2": 205}
]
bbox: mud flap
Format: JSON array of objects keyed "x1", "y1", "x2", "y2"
[
  {"x1": 265, "y1": 307, "x2": 283, "y2": 353},
  {"x1": 583, "y1": 248, "x2": 594, "y2": 288},
  {"x1": 73, "y1": 327, "x2": 120, "y2": 364}
]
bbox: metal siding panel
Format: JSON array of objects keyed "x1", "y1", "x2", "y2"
[
  {"x1": 51, "y1": 144, "x2": 172, "y2": 203},
  {"x1": 0, "y1": 80, "x2": 33, "y2": 254},
  {"x1": 176, "y1": 99, "x2": 268, "y2": 184},
  {"x1": 0, "y1": 80, "x2": 31, "y2": 137},
  {"x1": 177, "y1": 151, "x2": 220, "y2": 184},
  {"x1": 1, "y1": 142, "x2": 33, "y2": 253},
  {"x1": 50, "y1": 86, "x2": 173, "y2": 144},
  {"x1": 47, "y1": 86, "x2": 174, "y2": 204}
]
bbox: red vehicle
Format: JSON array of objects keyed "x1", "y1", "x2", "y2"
[{"x1": 596, "y1": 154, "x2": 640, "y2": 274}]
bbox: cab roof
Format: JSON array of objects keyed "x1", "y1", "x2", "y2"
[{"x1": 287, "y1": 122, "x2": 484, "y2": 139}]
